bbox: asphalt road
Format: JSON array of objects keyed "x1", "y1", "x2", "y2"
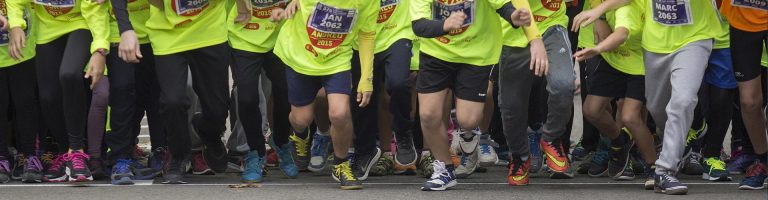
[{"x1": 0, "y1": 167, "x2": 762, "y2": 200}]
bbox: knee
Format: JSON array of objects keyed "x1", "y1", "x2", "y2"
[
  {"x1": 59, "y1": 70, "x2": 83, "y2": 85},
  {"x1": 582, "y1": 104, "x2": 601, "y2": 122},
  {"x1": 419, "y1": 110, "x2": 442, "y2": 127},
  {"x1": 386, "y1": 76, "x2": 411, "y2": 95},
  {"x1": 549, "y1": 77, "x2": 576, "y2": 96},
  {"x1": 620, "y1": 114, "x2": 644, "y2": 129},
  {"x1": 327, "y1": 107, "x2": 351, "y2": 125},
  {"x1": 740, "y1": 95, "x2": 763, "y2": 113}
]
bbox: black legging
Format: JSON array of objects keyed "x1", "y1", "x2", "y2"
[
  {"x1": 699, "y1": 82, "x2": 735, "y2": 158},
  {"x1": 231, "y1": 49, "x2": 290, "y2": 156},
  {"x1": 0, "y1": 60, "x2": 38, "y2": 156},
  {"x1": 36, "y1": 30, "x2": 94, "y2": 152}
]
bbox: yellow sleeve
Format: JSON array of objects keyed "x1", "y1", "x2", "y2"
[
  {"x1": 81, "y1": 0, "x2": 112, "y2": 53},
  {"x1": 7, "y1": 0, "x2": 30, "y2": 29},
  {"x1": 511, "y1": 0, "x2": 541, "y2": 41},
  {"x1": 357, "y1": 31, "x2": 375, "y2": 92}
]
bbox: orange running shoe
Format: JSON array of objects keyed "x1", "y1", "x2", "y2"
[
  {"x1": 540, "y1": 139, "x2": 569, "y2": 173},
  {"x1": 508, "y1": 156, "x2": 531, "y2": 186}
]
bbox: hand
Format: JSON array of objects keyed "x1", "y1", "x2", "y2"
[
  {"x1": 573, "y1": 47, "x2": 601, "y2": 62},
  {"x1": 571, "y1": 9, "x2": 601, "y2": 32},
  {"x1": 283, "y1": 0, "x2": 300, "y2": 19},
  {"x1": 270, "y1": 8, "x2": 286, "y2": 22},
  {"x1": 235, "y1": 0, "x2": 252, "y2": 24},
  {"x1": 118, "y1": 30, "x2": 142, "y2": 63},
  {"x1": 510, "y1": 9, "x2": 531, "y2": 27},
  {"x1": 593, "y1": 20, "x2": 611, "y2": 44},
  {"x1": 443, "y1": 11, "x2": 466, "y2": 32},
  {"x1": 8, "y1": 27, "x2": 26, "y2": 61},
  {"x1": 85, "y1": 52, "x2": 106, "y2": 89},
  {"x1": 529, "y1": 38, "x2": 548, "y2": 77},
  {"x1": 0, "y1": 16, "x2": 8, "y2": 31},
  {"x1": 357, "y1": 91, "x2": 372, "y2": 107}
]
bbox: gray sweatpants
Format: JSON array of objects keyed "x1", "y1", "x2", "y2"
[
  {"x1": 498, "y1": 25, "x2": 576, "y2": 156},
  {"x1": 644, "y1": 40, "x2": 713, "y2": 174}
]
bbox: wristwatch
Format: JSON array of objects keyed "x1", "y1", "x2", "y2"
[{"x1": 95, "y1": 48, "x2": 109, "y2": 56}]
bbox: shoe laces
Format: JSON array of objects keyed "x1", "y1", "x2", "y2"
[
  {"x1": 115, "y1": 159, "x2": 133, "y2": 173},
  {"x1": 335, "y1": 161, "x2": 357, "y2": 181},
  {"x1": 0, "y1": 160, "x2": 9, "y2": 173},
  {"x1": 48, "y1": 154, "x2": 66, "y2": 172},
  {"x1": 547, "y1": 140, "x2": 567, "y2": 158},
  {"x1": 480, "y1": 144, "x2": 492, "y2": 154},
  {"x1": 41, "y1": 152, "x2": 55, "y2": 166},
  {"x1": 26, "y1": 156, "x2": 43, "y2": 171},
  {"x1": 509, "y1": 157, "x2": 526, "y2": 176},
  {"x1": 688, "y1": 152, "x2": 702, "y2": 165},
  {"x1": 67, "y1": 151, "x2": 90, "y2": 170},
  {"x1": 661, "y1": 172, "x2": 680, "y2": 183},
  {"x1": 745, "y1": 161, "x2": 767, "y2": 177},
  {"x1": 430, "y1": 160, "x2": 449, "y2": 180},
  {"x1": 685, "y1": 128, "x2": 698, "y2": 145},
  {"x1": 290, "y1": 134, "x2": 309, "y2": 156},
  {"x1": 704, "y1": 157, "x2": 726, "y2": 171}
]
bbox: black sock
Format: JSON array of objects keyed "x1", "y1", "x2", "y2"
[
  {"x1": 757, "y1": 153, "x2": 768, "y2": 164},
  {"x1": 333, "y1": 156, "x2": 347, "y2": 165},
  {"x1": 445, "y1": 164, "x2": 455, "y2": 173},
  {"x1": 294, "y1": 128, "x2": 309, "y2": 139},
  {"x1": 610, "y1": 131, "x2": 629, "y2": 147}
]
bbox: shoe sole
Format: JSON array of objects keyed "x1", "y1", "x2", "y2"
[
  {"x1": 588, "y1": 169, "x2": 608, "y2": 177},
  {"x1": 43, "y1": 175, "x2": 69, "y2": 182},
  {"x1": 421, "y1": 180, "x2": 458, "y2": 191},
  {"x1": 358, "y1": 148, "x2": 383, "y2": 181},
  {"x1": 654, "y1": 186, "x2": 688, "y2": 195},
  {"x1": 161, "y1": 180, "x2": 188, "y2": 184},
  {"x1": 702, "y1": 173, "x2": 732, "y2": 182},
  {"x1": 65, "y1": 168, "x2": 94, "y2": 182},
  {"x1": 192, "y1": 169, "x2": 215, "y2": 175},
  {"x1": 241, "y1": 179, "x2": 262, "y2": 183},
  {"x1": 111, "y1": 177, "x2": 135, "y2": 185},
  {"x1": 394, "y1": 140, "x2": 418, "y2": 166},
  {"x1": 613, "y1": 175, "x2": 635, "y2": 181},
  {"x1": 644, "y1": 181, "x2": 654, "y2": 190},
  {"x1": 739, "y1": 185, "x2": 766, "y2": 190},
  {"x1": 340, "y1": 185, "x2": 363, "y2": 190}
]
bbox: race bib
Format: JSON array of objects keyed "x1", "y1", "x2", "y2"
[
  {"x1": 651, "y1": 0, "x2": 693, "y2": 26},
  {"x1": 432, "y1": 0, "x2": 475, "y2": 27},
  {"x1": 173, "y1": 0, "x2": 209, "y2": 16},
  {"x1": 732, "y1": 0, "x2": 768, "y2": 11},
  {"x1": 308, "y1": 2, "x2": 358, "y2": 34},
  {"x1": 378, "y1": 0, "x2": 399, "y2": 23},
  {"x1": 252, "y1": 0, "x2": 286, "y2": 18},
  {"x1": 34, "y1": 0, "x2": 75, "y2": 7}
]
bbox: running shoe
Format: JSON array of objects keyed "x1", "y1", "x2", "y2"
[
  {"x1": 416, "y1": 151, "x2": 434, "y2": 178},
  {"x1": 576, "y1": 151, "x2": 594, "y2": 174},
  {"x1": 111, "y1": 159, "x2": 135, "y2": 185},
  {"x1": 352, "y1": 147, "x2": 382, "y2": 181},
  {"x1": 685, "y1": 123, "x2": 707, "y2": 146},
  {"x1": 421, "y1": 160, "x2": 457, "y2": 191},
  {"x1": 193, "y1": 113, "x2": 228, "y2": 173},
  {"x1": 65, "y1": 151, "x2": 93, "y2": 182},
  {"x1": 308, "y1": 130, "x2": 331, "y2": 172},
  {"x1": 613, "y1": 162, "x2": 635, "y2": 181},
  {"x1": 571, "y1": 142, "x2": 588, "y2": 161},
  {"x1": 739, "y1": 161, "x2": 768, "y2": 190},
  {"x1": 644, "y1": 165, "x2": 655, "y2": 190},
  {"x1": 654, "y1": 171, "x2": 688, "y2": 195},
  {"x1": 43, "y1": 154, "x2": 68, "y2": 182},
  {"x1": 370, "y1": 152, "x2": 394, "y2": 176},
  {"x1": 289, "y1": 129, "x2": 311, "y2": 171},
  {"x1": 457, "y1": 129, "x2": 480, "y2": 155},
  {"x1": 478, "y1": 135, "x2": 499, "y2": 166},
  {"x1": 702, "y1": 157, "x2": 731, "y2": 181},
  {"x1": 394, "y1": 130, "x2": 418, "y2": 166},
  {"x1": 149, "y1": 147, "x2": 167, "y2": 172},
  {"x1": 455, "y1": 151, "x2": 478, "y2": 178},
  {"x1": 681, "y1": 151, "x2": 704, "y2": 175},
  {"x1": 275, "y1": 142, "x2": 299, "y2": 178},
  {"x1": 608, "y1": 129, "x2": 634, "y2": 179},
  {"x1": 332, "y1": 160, "x2": 363, "y2": 190},
  {"x1": 242, "y1": 150, "x2": 264, "y2": 183},
  {"x1": 162, "y1": 154, "x2": 189, "y2": 184},
  {"x1": 11, "y1": 154, "x2": 23, "y2": 180},
  {"x1": 588, "y1": 147, "x2": 609, "y2": 177},
  {"x1": 528, "y1": 129, "x2": 543, "y2": 173},
  {"x1": 22, "y1": 156, "x2": 43, "y2": 183},
  {"x1": 0, "y1": 159, "x2": 10, "y2": 183},
  {"x1": 507, "y1": 156, "x2": 531, "y2": 186},
  {"x1": 89, "y1": 158, "x2": 107, "y2": 180},
  {"x1": 727, "y1": 152, "x2": 756, "y2": 175},
  {"x1": 540, "y1": 138, "x2": 569, "y2": 173},
  {"x1": 190, "y1": 151, "x2": 214, "y2": 175},
  {"x1": 266, "y1": 149, "x2": 278, "y2": 167}
]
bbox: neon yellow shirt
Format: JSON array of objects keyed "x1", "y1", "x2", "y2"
[
  {"x1": 273, "y1": 0, "x2": 379, "y2": 76},
  {"x1": 577, "y1": 0, "x2": 594, "y2": 48},
  {"x1": 502, "y1": 0, "x2": 569, "y2": 47},
  {"x1": 762, "y1": 45, "x2": 767, "y2": 68},
  {"x1": 713, "y1": 9, "x2": 729, "y2": 49},
  {"x1": 8, "y1": 0, "x2": 110, "y2": 54},
  {"x1": 145, "y1": 0, "x2": 228, "y2": 55},
  {"x1": 374, "y1": 0, "x2": 414, "y2": 54},
  {"x1": 637, "y1": 0, "x2": 720, "y2": 53},
  {"x1": 227, "y1": 0, "x2": 286, "y2": 53},
  {"x1": 0, "y1": 1, "x2": 36, "y2": 68},
  {"x1": 109, "y1": 0, "x2": 151, "y2": 44},
  {"x1": 601, "y1": 0, "x2": 644, "y2": 75},
  {"x1": 410, "y1": 38, "x2": 419, "y2": 70},
  {"x1": 411, "y1": 0, "x2": 508, "y2": 66}
]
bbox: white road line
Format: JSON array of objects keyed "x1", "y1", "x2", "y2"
[{"x1": 0, "y1": 182, "x2": 741, "y2": 187}]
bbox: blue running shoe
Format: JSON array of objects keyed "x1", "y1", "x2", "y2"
[
  {"x1": 421, "y1": 160, "x2": 457, "y2": 191},
  {"x1": 276, "y1": 143, "x2": 299, "y2": 178},
  {"x1": 308, "y1": 131, "x2": 331, "y2": 172},
  {"x1": 528, "y1": 129, "x2": 543, "y2": 173},
  {"x1": 242, "y1": 150, "x2": 264, "y2": 183},
  {"x1": 111, "y1": 159, "x2": 135, "y2": 185},
  {"x1": 654, "y1": 171, "x2": 688, "y2": 195},
  {"x1": 739, "y1": 161, "x2": 768, "y2": 190}
]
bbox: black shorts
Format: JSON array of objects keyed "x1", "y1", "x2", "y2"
[
  {"x1": 285, "y1": 67, "x2": 351, "y2": 107},
  {"x1": 416, "y1": 53, "x2": 491, "y2": 102},
  {"x1": 587, "y1": 56, "x2": 645, "y2": 102},
  {"x1": 730, "y1": 26, "x2": 768, "y2": 82}
]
